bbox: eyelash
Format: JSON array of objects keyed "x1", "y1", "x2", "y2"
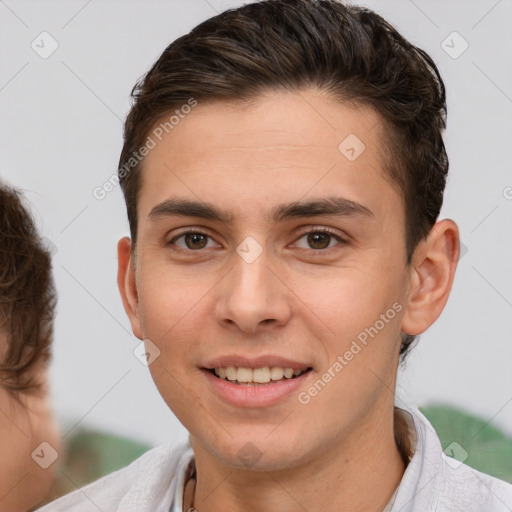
[{"x1": 167, "y1": 226, "x2": 347, "y2": 253}]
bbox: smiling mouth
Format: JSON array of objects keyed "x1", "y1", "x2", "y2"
[{"x1": 206, "y1": 366, "x2": 313, "y2": 386}]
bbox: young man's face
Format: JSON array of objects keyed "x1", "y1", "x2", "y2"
[{"x1": 119, "y1": 89, "x2": 417, "y2": 470}]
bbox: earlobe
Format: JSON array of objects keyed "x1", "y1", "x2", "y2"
[
  {"x1": 401, "y1": 219, "x2": 460, "y2": 336},
  {"x1": 117, "y1": 237, "x2": 143, "y2": 340}
]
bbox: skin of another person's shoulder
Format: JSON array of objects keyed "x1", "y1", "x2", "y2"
[{"x1": 0, "y1": 184, "x2": 60, "y2": 512}]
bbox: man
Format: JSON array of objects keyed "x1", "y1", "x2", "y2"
[
  {"x1": 38, "y1": 0, "x2": 512, "y2": 510},
  {"x1": 0, "y1": 183, "x2": 60, "y2": 512}
]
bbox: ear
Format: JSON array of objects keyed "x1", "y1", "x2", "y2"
[
  {"x1": 117, "y1": 237, "x2": 143, "y2": 340},
  {"x1": 401, "y1": 219, "x2": 460, "y2": 336}
]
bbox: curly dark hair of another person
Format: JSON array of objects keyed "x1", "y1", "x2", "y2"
[
  {"x1": 0, "y1": 184, "x2": 57, "y2": 396},
  {"x1": 117, "y1": 0, "x2": 448, "y2": 362}
]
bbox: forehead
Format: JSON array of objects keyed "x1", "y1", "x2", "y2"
[{"x1": 137, "y1": 89, "x2": 401, "y2": 225}]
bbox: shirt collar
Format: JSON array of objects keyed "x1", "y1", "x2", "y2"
[{"x1": 169, "y1": 404, "x2": 442, "y2": 512}]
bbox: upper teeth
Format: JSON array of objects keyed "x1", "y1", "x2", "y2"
[{"x1": 215, "y1": 366, "x2": 303, "y2": 383}]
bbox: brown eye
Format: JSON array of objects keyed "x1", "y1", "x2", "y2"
[
  {"x1": 184, "y1": 233, "x2": 209, "y2": 249},
  {"x1": 169, "y1": 231, "x2": 217, "y2": 251},
  {"x1": 294, "y1": 229, "x2": 345, "y2": 251},
  {"x1": 307, "y1": 232, "x2": 331, "y2": 249}
]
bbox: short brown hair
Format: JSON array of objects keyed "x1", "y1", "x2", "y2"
[
  {"x1": 0, "y1": 185, "x2": 57, "y2": 394},
  {"x1": 118, "y1": 0, "x2": 448, "y2": 359}
]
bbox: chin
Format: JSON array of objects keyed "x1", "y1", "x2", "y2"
[{"x1": 198, "y1": 427, "x2": 310, "y2": 472}]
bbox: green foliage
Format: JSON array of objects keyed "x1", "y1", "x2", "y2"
[
  {"x1": 65, "y1": 430, "x2": 151, "y2": 481},
  {"x1": 421, "y1": 403, "x2": 512, "y2": 483}
]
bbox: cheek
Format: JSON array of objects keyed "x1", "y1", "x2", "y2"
[
  {"x1": 137, "y1": 264, "x2": 206, "y2": 339},
  {"x1": 295, "y1": 269, "x2": 405, "y2": 375},
  {"x1": 137, "y1": 276, "x2": 214, "y2": 399},
  {"x1": 300, "y1": 268, "x2": 400, "y2": 330}
]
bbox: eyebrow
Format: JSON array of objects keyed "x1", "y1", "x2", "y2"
[{"x1": 148, "y1": 196, "x2": 374, "y2": 223}]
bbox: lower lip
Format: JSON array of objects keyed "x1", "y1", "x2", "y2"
[{"x1": 202, "y1": 369, "x2": 312, "y2": 407}]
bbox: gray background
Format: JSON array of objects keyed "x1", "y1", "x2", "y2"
[{"x1": 1, "y1": 0, "x2": 511, "y2": 447}]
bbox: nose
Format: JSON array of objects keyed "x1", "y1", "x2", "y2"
[{"x1": 215, "y1": 240, "x2": 292, "y2": 334}]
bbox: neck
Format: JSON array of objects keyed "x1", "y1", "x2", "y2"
[{"x1": 188, "y1": 405, "x2": 408, "y2": 512}]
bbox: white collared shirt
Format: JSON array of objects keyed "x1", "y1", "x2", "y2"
[{"x1": 37, "y1": 403, "x2": 512, "y2": 512}]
